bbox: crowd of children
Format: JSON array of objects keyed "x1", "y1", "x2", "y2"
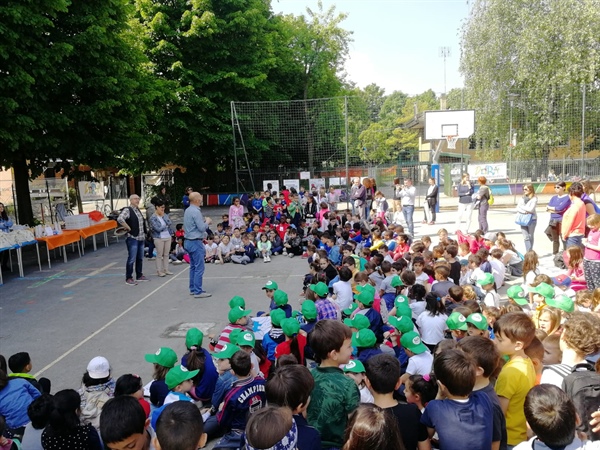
[{"x1": 3, "y1": 195, "x2": 600, "y2": 450}]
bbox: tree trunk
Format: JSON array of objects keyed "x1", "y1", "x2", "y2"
[{"x1": 13, "y1": 156, "x2": 34, "y2": 225}]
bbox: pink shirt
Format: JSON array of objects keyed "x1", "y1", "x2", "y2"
[{"x1": 584, "y1": 229, "x2": 600, "y2": 260}]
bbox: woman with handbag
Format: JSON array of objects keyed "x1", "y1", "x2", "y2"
[
  {"x1": 545, "y1": 181, "x2": 571, "y2": 255},
  {"x1": 516, "y1": 184, "x2": 538, "y2": 252},
  {"x1": 423, "y1": 177, "x2": 438, "y2": 225},
  {"x1": 150, "y1": 199, "x2": 174, "y2": 277}
]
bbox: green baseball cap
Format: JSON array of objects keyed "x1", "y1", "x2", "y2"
[
  {"x1": 394, "y1": 295, "x2": 411, "y2": 317},
  {"x1": 352, "y1": 329, "x2": 377, "y2": 348},
  {"x1": 344, "y1": 314, "x2": 371, "y2": 330},
  {"x1": 446, "y1": 312, "x2": 468, "y2": 331},
  {"x1": 228, "y1": 306, "x2": 252, "y2": 324},
  {"x1": 273, "y1": 290, "x2": 289, "y2": 306},
  {"x1": 165, "y1": 365, "x2": 199, "y2": 390},
  {"x1": 238, "y1": 330, "x2": 256, "y2": 347},
  {"x1": 185, "y1": 328, "x2": 204, "y2": 349},
  {"x1": 262, "y1": 280, "x2": 278, "y2": 290},
  {"x1": 388, "y1": 315, "x2": 414, "y2": 334},
  {"x1": 400, "y1": 331, "x2": 428, "y2": 355},
  {"x1": 546, "y1": 295, "x2": 575, "y2": 313},
  {"x1": 354, "y1": 289, "x2": 374, "y2": 306},
  {"x1": 301, "y1": 301, "x2": 317, "y2": 320},
  {"x1": 343, "y1": 359, "x2": 366, "y2": 374},
  {"x1": 281, "y1": 318, "x2": 301, "y2": 337},
  {"x1": 343, "y1": 303, "x2": 358, "y2": 316},
  {"x1": 390, "y1": 275, "x2": 404, "y2": 288},
  {"x1": 144, "y1": 347, "x2": 177, "y2": 368},
  {"x1": 310, "y1": 282, "x2": 329, "y2": 297},
  {"x1": 528, "y1": 282, "x2": 554, "y2": 300},
  {"x1": 507, "y1": 286, "x2": 529, "y2": 305},
  {"x1": 270, "y1": 308, "x2": 287, "y2": 327},
  {"x1": 357, "y1": 284, "x2": 376, "y2": 295},
  {"x1": 477, "y1": 273, "x2": 495, "y2": 286},
  {"x1": 467, "y1": 313, "x2": 488, "y2": 330},
  {"x1": 229, "y1": 328, "x2": 243, "y2": 346},
  {"x1": 213, "y1": 343, "x2": 242, "y2": 360},
  {"x1": 229, "y1": 296, "x2": 246, "y2": 309}
]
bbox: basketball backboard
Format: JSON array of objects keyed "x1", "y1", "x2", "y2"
[{"x1": 424, "y1": 110, "x2": 475, "y2": 140}]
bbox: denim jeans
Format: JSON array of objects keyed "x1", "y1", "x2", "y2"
[
  {"x1": 566, "y1": 235, "x2": 583, "y2": 249},
  {"x1": 185, "y1": 239, "x2": 206, "y2": 294},
  {"x1": 125, "y1": 237, "x2": 145, "y2": 280},
  {"x1": 521, "y1": 220, "x2": 537, "y2": 252},
  {"x1": 402, "y1": 205, "x2": 414, "y2": 236}
]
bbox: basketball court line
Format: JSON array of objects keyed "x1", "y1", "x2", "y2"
[
  {"x1": 33, "y1": 267, "x2": 189, "y2": 378},
  {"x1": 63, "y1": 261, "x2": 118, "y2": 288}
]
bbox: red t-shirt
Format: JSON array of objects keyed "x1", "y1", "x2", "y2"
[{"x1": 275, "y1": 334, "x2": 307, "y2": 365}]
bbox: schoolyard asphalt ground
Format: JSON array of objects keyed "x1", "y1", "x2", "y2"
[{"x1": 0, "y1": 205, "x2": 561, "y2": 422}]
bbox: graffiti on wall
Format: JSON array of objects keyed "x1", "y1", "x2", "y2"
[{"x1": 468, "y1": 163, "x2": 507, "y2": 180}]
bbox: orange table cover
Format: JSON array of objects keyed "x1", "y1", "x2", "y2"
[
  {"x1": 76, "y1": 220, "x2": 117, "y2": 239},
  {"x1": 36, "y1": 230, "x2": 81, "y2": 250}
]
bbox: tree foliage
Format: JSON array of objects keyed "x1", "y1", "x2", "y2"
[{"x1": 461, "y1": 0, "x2": 600, "y2": 168}]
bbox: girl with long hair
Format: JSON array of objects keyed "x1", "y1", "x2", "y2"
[
  {"x1": 416, "y1": 293, "x2": 448, "y2": 351},
  {"x1": 565, "y1": 246, "x2": 586, "y2": 291}
]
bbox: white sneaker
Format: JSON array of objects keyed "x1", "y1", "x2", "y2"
[
  {"x1": 263, "y1": 258, "x2": 268, "y2": 263},
  {"x1": 282, "y1": 250, "x2": 288, "y2": 255}
]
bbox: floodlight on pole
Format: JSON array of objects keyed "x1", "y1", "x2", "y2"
[{"x1": 438, "y1": 47, "x2": 451, "y2": 95}]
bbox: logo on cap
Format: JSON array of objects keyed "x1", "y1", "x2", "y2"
[
  {"x1": 412, "y1": 336, "x2": 421, "y2": 345},
  {"x1": 458, "y1": 315, "x2": 466, "y2": 322},
  {"x1": 472, "y1": 313, "x2": 483, "y2": 322},
  {"x1": 267, "y1": 281, "x2": 274, "y2": 286},
  {"x1": 181, "y1": 366, "x2": 189, "y2": 372},
  {"x1": 243, "y1": 333, "x2": 253, "y2": 342},
  {"x1": 222, "y1": 344, "x2": 228, "y2": 351},
  {"x1": 398, "y1": 297, "x2": 406, "y2": 303},
  {"x1": 346, "y1": 361, "x2": 356, "y2": 369},
  {"x1": 155, "y1": 349, "x2": 161, "y2": 355}
]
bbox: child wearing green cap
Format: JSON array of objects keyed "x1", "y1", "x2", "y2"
[
  {"x1": 211, "y1": 306, "x2": 252, "y2": 352},
  {"x1": 262, "y1": 309, "x2": 287, "y2": 363},
  {"x1": 352, "y1": 284, "x2": 385, "y2": 344},
  {"x1": 181, "y1": 328, "x2": 218, "y2": 404},
  {"x1": 466, "y1": 312, "x2": 490, "y2": 338},
  {"x1": 507, "y1": 285, "x2": 531, "y2": 313},
  {"x1": 205, "y1": 344, "x2": 240, "y2": 434},
  {"x1": 310, "y1": 282, "x2": 339, "y2": 321},
  {"x1": 275, "y1": 318, "x2": 307, "y2": 365},
  {"x1": 144, "y1": 347, "x2": 178, "y2": 407},
  {"x1": 446, "y1": 311, "x2": 468, "y2": 341},
  {"x1": 150, "y1": 365, "x2": 199, "y2": 429},
  {"x1": 378, "y1": 261, "x2": 397, "y2": 309},
  {"x1": 352, "y1": 328, "x2": 382, "y2": 364},
  {"x1": 399, "y1": 331, "x2": 433, "y2": 386},
  {"x1": 272, "y1": 289, "x2": 293, "y2": 318},
  {"x1": 343, "y1": 360, "x2": 374, "y2": 404},
  {"x1": 477, "y1": 272, "x2": 500, "y2": 308}
]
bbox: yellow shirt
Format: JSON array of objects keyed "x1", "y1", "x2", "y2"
[{"x1": 495, "y1": 356, "x2": 536, "y2": 445}]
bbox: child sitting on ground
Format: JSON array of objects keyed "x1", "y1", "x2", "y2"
[
  {"x1": 458, "y1": 336, "x2": 507, "y2": 450},
  {"x1": 307, "y1": 320, "x2": 359, "y2": 449},
  {"x1": 154, "y1": 401, "x2": 207, "y2": 450},
  {"x1": 405, "y1": 374, "x2": 438, "y2": 412},
  {"x1": 493, "y1": 312, "x2": 536, "y2": 447},
  {"x1": 421, "y1": 349, "x2": 494, "y2": 450},
  {"x1": 21, "y1": 394, "x2": 53, "y2": 450},
  {"x1": 215, "y1": 351, "x2": 266, "y2": 448},
  {"x1": 145, "y1": 347, "x2": 178, "y2": 408},
  {"x1": 99, "y1": 396, "x2": 153, "y2": 450},
  {"x1": 343, "y1": 360, "x2": 374, "y2": 404},
  {"x1": 399, "y1": 331, "x2": 434, "y2": 385},
  {"x1": 203, "y1": 236, "x2": 217, "y2": 264},
  {"x1": 8, "y1": 352, "x2": 50, "y2": 394},
  {"x1": 310, "y1": 282, "x2": 339, "y2": 321},
  {"x1": 114, "y1": 374, "x2": 150, "y2": 418},
  {"x1": 275, "y1": 318, "x2": 307, "y2": 366},
  {"x1": 365, "y1": 353, "x2": 430, "y2": 450},
  {"x1": 211, "y1": 306, "x2": 252, "y2": 352},
  {"x1": 352, "y1": 285, "x2": 384, "y2": 343},
  {"x1": 265, "y1": 364, "x2": 322, "y2": 450},
  {"x1": 262, "y1": 309, "x2": 287, "y2": 364},
  {"x1": 181, "y1": 328, "x2": 219, "y2": 405},
  {"x1": 150, "y1": 365, "x2": 198, "y2": 428},
  {"x1": 244, "y1": 406, "x2": 298, "y2": 450},
  {"x1": 351, "y1": 328, "x2": 382, "y2": 364}
]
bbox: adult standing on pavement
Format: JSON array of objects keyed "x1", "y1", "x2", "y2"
[
  {"x1": 117, "y1": 194, "x2": 150, "y2": 286},
  {"x1": 545, "y1": 181, "x2": 571, "y2": 255},
  {"x1": 228, "y1": 196, "x2": 245, "y2": 230},
  {"x1": 398, "y1": 178, "x2": 416, "y2": 237},
  {"x1": 149, "y1": 199, "x2": 173, "y2": 277},
  {"x1": 455, "y1": 173, "x2": 475, "y2": 233},
  {"x1": 184, "y1": 192, "x2": 212, "y2": 298},
  {"x1": 145, "y1": 197, "x2": 157, "y2": 260},
  {"x1": 182, "y1": 186, "x2": 193, "y2": 211},
  {"x1": 516, "y1": 183, "x2": 538, "y2": 252},
  {"x1": 474, "y1": 176, "x2": 491, "y2": 232},
  {"x1": 423, "y1": 177, "x2": 438, "y2": 225},
  {"x1": 156, "y1": 185, "x2": 171, "y2": 214},
  {"x1": 393, "y1": 177, "x2": 402, "y2": 214},
  {"x1": 351, "y1": 178, "x2": 366, "y2": 221},
  {"x1": 561, "y1": 182, "x2": 586, "y2": 248}
]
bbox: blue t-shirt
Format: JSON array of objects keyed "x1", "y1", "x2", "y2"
[{"x1": 421, "y1": 390, "x2": 493, "y2": 450}]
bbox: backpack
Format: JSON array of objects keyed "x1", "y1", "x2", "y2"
[
  {"x1": 561, "y1": 363, "x2": 600, "y2": 440},
  {"x1": 488, "y1": 189, "x2": 494, "y2": 206}
]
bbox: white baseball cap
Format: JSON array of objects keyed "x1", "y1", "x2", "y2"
[{"x1": 86, "y1": 356, "x2": 110, "y2": 379}]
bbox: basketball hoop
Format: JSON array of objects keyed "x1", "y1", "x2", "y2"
[{"x1": 446, "y1": 135, "x2": 459, "y2": 149}]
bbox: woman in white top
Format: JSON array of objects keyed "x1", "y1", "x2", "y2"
[
  {"x1": 416, "y1": 293, "x2": 449, "y2": 351},
  {"x1": 516, "y1": 183, "x2": 538, "y2": 252},
  {"x1": 149, "y1": 199, "x2": 173, "y2": 277}
]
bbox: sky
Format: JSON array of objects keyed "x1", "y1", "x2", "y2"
[{"x1": 271, "y1": 0, "x2": 471, "y2": 96}]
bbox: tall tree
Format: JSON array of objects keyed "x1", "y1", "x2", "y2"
[
  {"x1": 1, "y1": 0, "x2": 157, "y2": 224},
  {"x1": 461, "y1": 0, "x2": 600, "y2": 173},
  {"x1": 359, "y1": 83, "x2": 386, "y2": 122}
]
